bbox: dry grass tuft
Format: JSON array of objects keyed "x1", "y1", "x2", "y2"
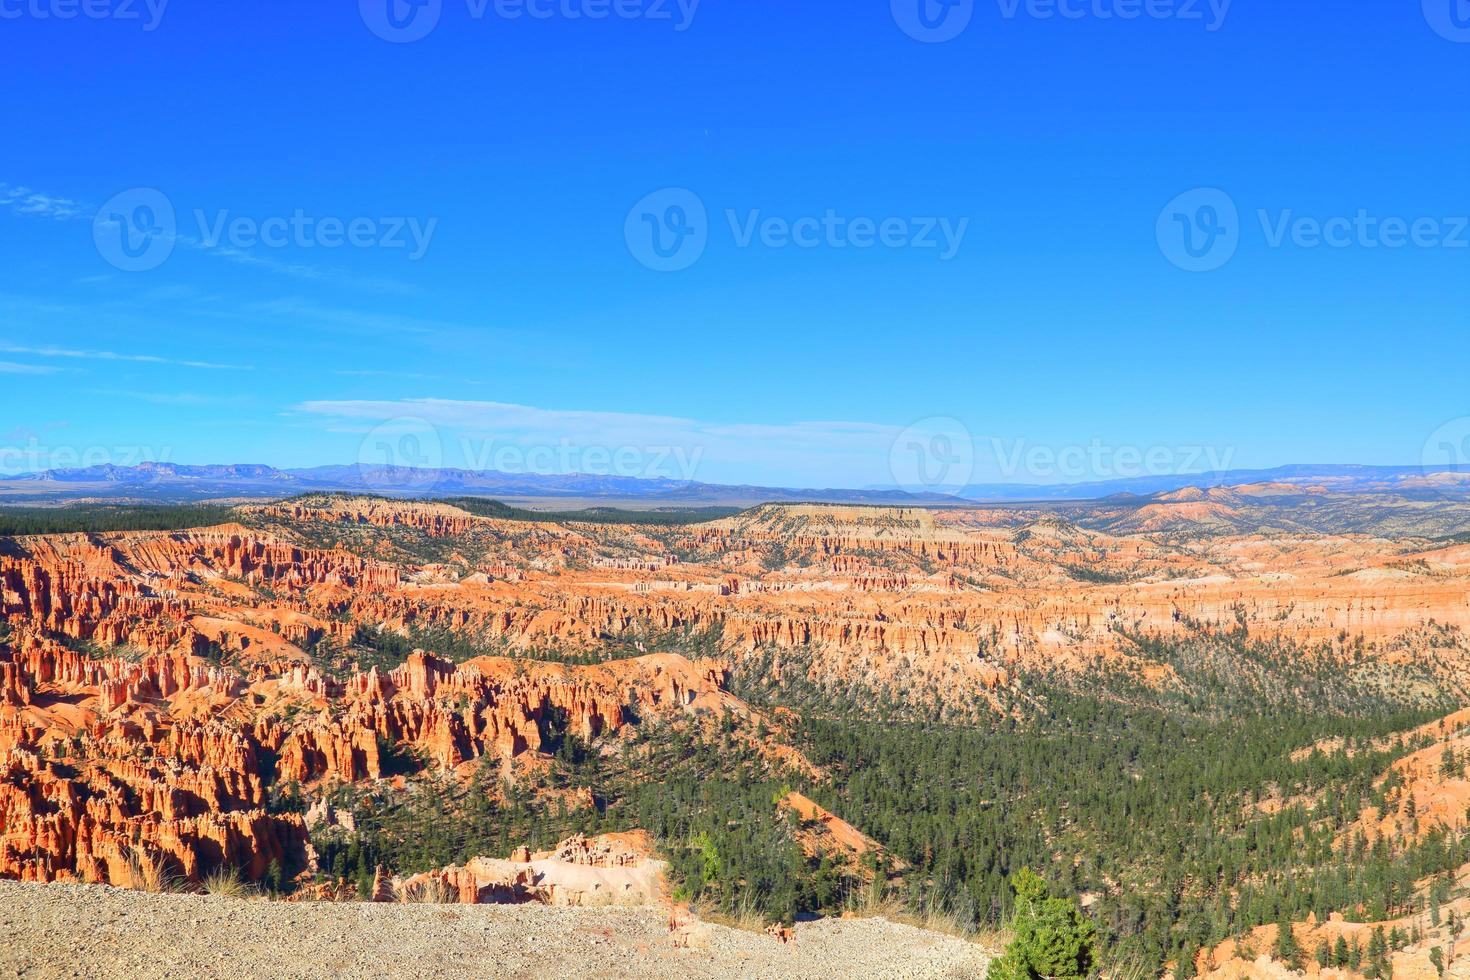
[
  {"x1": 1106, "y1": 951, "x2": 1162, "y2": 980},
  {"x1": 396, "y1": 877, "x2": 457, "y2": 904},
  {"x1": 125, "y1": 850, "x2": 185, "y2": 894},
  {"x1": 845, "y1": 881, "x2": 906, "y2": 921},
  {"x1": 200, "y1": 867, "x2": 255, "y2": 899},
  {"x1": 969, "y1": 924, "x2": 1013, "y2": 951},
  {"x1": 908, "y1": 891, "x2": 981, "y2": 940},
  {"x1": 692, "y1": 894, "x2": 771, "y2": 934},
  {"x1": 845, "y1": 881, "x2": 1007, "y2": 946}
]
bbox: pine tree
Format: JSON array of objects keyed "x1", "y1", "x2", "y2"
[
  {"x1": 266, "y1": 857, "x2": 285, "y2": 895},
  {"x1": 1178, "y1": 944, "x2": 1198, "y2": 980},
  {"x1": 1275, "y1": 914, "x2": 1301, "y2": 969},
  {"x1": 987, "y1": 869, "x2": 1099, "y2": 980}
]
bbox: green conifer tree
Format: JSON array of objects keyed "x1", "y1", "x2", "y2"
[{"x1": 987, "y1": 869, "x2": 1099, "y2": 980}]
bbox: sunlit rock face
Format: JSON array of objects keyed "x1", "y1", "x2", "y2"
[{"x1": 4, "y1": 492, "x2": 1470, "y2": 884}]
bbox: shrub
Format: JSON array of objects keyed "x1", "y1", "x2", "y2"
[
  {"x1": 201, "y1": 866, "x2": 254, "y2": 899},
  {"x1": 987, "y1": 869, "x2": 1098, "y2": 980}
]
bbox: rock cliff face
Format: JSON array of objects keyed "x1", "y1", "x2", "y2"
[
  {"x1": 5, "y1": 495, "x2": 1470, "y2": 889},
  {"x1": 0, "y1": 649, "x2": 305, "y2": 885},
  {"x1": 392, "y1": 831, "x2": 667, "y2": 907},
  {"x1": 0, "y1": 632, "x2": 733, "y2": 885},
  {"x1": 0, "y1": 520, "x2": 747, "y2": 887}
]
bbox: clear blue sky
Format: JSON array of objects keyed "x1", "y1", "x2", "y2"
[{"x1": 1, "y1": 1, "x2": 1467, "y2": 488}]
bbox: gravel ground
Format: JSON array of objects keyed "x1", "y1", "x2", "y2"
[{"x1": 0, "y1": 881, "x2": 993, "y2": 979}]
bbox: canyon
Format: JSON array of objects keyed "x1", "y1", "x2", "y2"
[{"x1": 3, "y1": 487, "x2": 1470, "y2": 977}]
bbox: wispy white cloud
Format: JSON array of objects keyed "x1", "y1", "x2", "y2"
[
  {"x1": 294, "y1": 397, "x2": 908, "y2": 488},
  {"x1": 96, "y1": 389, "x2": 252, "y2": 406},
  {"x1": 172, "y1": 235, "x2": 419, "y2": 294},
  {"x1": 0, "y1": 344, "x2": 251, "y2": 371},
  {"x1": 333, "y1": 368, "x2": 443, "y2": 380},
  {"x1": 0, "y1": 184, "x2": 88, "y2": 221},
  {"x1": 1, "y1": 180, "x2": 418, "y2": 294},
  {"x1": 0, "y1": 360, "x2": 62, "y2": 375},
  {"x1": 244, "y1": 297, "x2": 500, "y2": 344}
]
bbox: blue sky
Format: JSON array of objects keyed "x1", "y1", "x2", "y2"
[{"x1": 1, "y1": 0, "x2": 1467, "y2": 489}]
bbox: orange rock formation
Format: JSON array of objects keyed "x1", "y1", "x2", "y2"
[{"x1": 5, "y1": 495, "x2": 1470, "y2": 888}]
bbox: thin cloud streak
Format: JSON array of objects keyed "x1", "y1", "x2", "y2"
[
  {"x1": 0, "y1": 361, "x2": 62, "y2": 375},
  {"x1": 0, "y1": 344, "x2": 251, "y2": 371},
  {"x1": 0, "y1": 184, "x2": 87, "y2": 220},
  {"x1": 95, "y1": 389, "x2": 252, "y2": 406},
  {"x1": 295, "y1": 397, "x2": 907, "y2": 487},
  {"x1": 1, "y1": 179, "x2": 418, "y2": 294}
]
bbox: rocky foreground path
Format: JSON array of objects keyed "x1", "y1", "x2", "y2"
[{"x1": 0, "y1": 881, "x2": 994, "y2": 979}]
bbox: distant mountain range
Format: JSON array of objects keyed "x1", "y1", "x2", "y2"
[
  {"x1": 1, "y1": 461, "x2": 1466, "y2": 507},
  {"x1": 0, "y1": 462, "x2": 954, "y2": 507},
  {"x1": 948, "y1": 463, "x2": 1470, "y2": 502}
]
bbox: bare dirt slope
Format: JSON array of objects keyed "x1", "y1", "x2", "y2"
[{"x1": 0, "y1": 881, "x2": 993, "y2": 980}]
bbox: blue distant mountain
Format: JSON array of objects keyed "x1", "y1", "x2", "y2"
[{"x1": 3, "y1": 461, "x2": 1466, "y2": 506}]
